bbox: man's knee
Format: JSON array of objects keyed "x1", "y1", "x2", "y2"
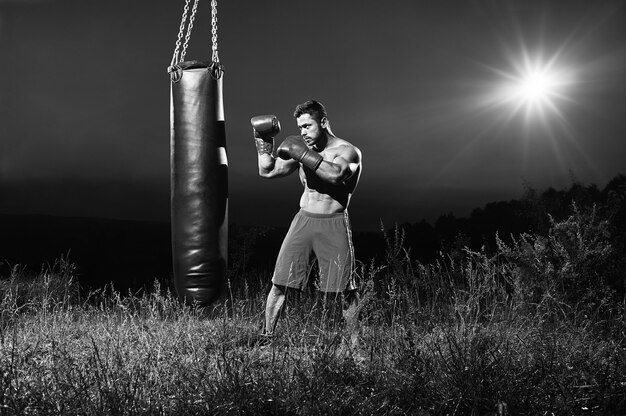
[{"x1": 268, "y1": 284, "x2": 288, "y2": 300}]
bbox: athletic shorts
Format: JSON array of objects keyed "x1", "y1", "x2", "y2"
[{"x1": 272, "y1": 210, "x2": 356, "y2": 293}]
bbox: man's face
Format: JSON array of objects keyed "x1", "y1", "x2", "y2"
[{"x1": 297, "y1": 113, "x2": 324, "y2": 148}]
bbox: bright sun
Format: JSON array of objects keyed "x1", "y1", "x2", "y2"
[
  {"x1": 509, "y1": 59, "x2": 571, "y2": 115},
  {"x1": 518, "y1": 69, "x2": 553, "y2": 102},
  {"x1": 484, "y1": 51, "x2": 577, "y2": 123}
]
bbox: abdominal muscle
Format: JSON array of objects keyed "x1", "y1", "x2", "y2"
[
  {"x1": 297, "y1": 163, "x2": 355, "y2": 214},
  {"x1": 299, "y1": 188, "x2": 349, "y2": 214}
]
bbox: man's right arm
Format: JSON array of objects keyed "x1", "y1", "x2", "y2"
[
  {"x1": 251, "y1": 114, "x2": 298, "y2": 179},
  {"x1": 258, "y1": 153, "x2": 299, "y2": 178}
]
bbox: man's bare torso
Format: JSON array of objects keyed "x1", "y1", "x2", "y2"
[{"x1": 298, "y1": 137, "x2": 361, "y2": 214}]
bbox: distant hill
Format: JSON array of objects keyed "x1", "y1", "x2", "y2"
[{"x1": 0, "y1": 215, "x2": 172, "y2": 292}]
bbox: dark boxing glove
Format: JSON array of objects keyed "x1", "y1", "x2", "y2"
[
  {"x1": 277, "y1": 135, "x2": 323, "y2": 171},
  {"x1": 251, "y1": 114, "x2": 281, "y2": 155}
]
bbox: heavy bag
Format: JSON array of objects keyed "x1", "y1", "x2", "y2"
[{"x1": 170, "y1": 60, "x2": 227, "y2": 306}]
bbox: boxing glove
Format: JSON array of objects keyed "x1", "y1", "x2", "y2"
[
  {"x1": 251, "y1": 114, "x2": 280, "y2": 155},
  {"x1": 277, "y1": 135, "x2": 323, "y2": 171}
]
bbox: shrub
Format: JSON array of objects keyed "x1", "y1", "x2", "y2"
[{"x1": 497, "y1": 202, "x2": 615, "y2": 319}]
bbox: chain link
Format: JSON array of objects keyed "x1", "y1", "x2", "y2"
[
  {"x1": 211, "y1": 0, "x2": 219, "y2": 63},
  {"x1": 180, "y1": 0, "x2": 200, "y2": 63},
  {"x1": 170, "y1": 0, "x2": 219, "y2": 68},
  {"x1": 170, "y1": 0, "x2": 191, "y2": 67}
]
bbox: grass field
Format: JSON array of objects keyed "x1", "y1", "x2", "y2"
[{"x1": 1, "y1": 207, "x2": 625, "y2": 415}]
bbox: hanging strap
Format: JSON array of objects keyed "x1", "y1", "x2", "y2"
[{"x1": 168, "y1": 0, "x2": 221, "y2": 82}]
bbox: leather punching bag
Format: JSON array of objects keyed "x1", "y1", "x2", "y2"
[{"x1": 170, "y1": 60, "x2": 227, "y2": 306}]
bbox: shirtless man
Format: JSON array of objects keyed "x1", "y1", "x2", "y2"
[{"x1": 251, "y1": 100, "x2": 362, "y2": 340}]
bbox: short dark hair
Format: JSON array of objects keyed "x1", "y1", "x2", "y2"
[{"x1": 293, "y1": 100, "x2": 327, "y2": 122}]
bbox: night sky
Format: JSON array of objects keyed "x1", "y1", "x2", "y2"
[{"x1": 1, "y1": 0, "x2": 625, "y2": 232}]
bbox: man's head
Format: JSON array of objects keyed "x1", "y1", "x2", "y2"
[
  {"x1": 294, "y1": 100, "x2": 330, "y2": 149},
  {"x1": 293, "y1": 99, "x2": 328, "y2": 123}
]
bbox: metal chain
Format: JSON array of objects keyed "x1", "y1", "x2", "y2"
[
  {"x1": 180, "y1": 0, "x2": 200, "y2": 63},
  {"x1": 170, "y1": 0, "x2": 192, "y2": 67},
  {"x1": 170, "y1": 0, "x2": 219, "y2": 69},
  {"x1": 211, "y1": 0, "x2": 219, "y2": 63}
]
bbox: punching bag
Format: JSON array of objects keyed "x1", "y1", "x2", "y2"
[{"x1": 170, "y1": 60, "x2": 228, "y2": 306}]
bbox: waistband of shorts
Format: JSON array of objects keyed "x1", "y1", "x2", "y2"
[{"x1": 298, "y1": 209, "x2": 347, "y2": 219}]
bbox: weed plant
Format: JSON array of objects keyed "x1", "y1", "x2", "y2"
[{"x1": 1, "y1": 205, "x2": 625, "y2": 415}]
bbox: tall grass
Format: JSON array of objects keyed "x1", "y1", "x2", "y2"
[{"x1": 1, "y1": 207, "x2": 625, "y2": 415}]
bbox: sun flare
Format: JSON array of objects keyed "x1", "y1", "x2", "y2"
[
  {"x1": 485, "y1": 51, "x2": 577, "y2": 124},
  {"x1": 517, "y1": 68, "x2": 555, "y2": 102},
  {"x1": 506, "y1": 55, "x2": 575, "y2": 119}
]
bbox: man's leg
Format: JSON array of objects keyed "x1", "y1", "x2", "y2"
[
  {"x1": 311, "y1": 212, "x2": 360, "y2": 348},
  {"x1": 264, "y1": 211, "x2": 311, "y2": 336},
  {"x1": 342, "y1": 289, "x2": 360, "y2": 349},
  {"x1": 264, "y1": 284, "x2": 287, "y2": 336}
]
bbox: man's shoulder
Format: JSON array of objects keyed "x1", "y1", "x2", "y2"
[
  {"x1": 326, "y1": 138, "x2": 361, "y2": 166},
  {"x1": 330, "y1": 137, "x2": 360, "y2": 154}
]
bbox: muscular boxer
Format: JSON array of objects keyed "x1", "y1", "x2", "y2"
[{"x1": 251, "y1": 100, "x2": 362, "y2": 345}]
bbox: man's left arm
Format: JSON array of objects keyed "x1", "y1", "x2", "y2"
[{"x1": 315, "y1": 145, "x2": 361, "y2": 185}]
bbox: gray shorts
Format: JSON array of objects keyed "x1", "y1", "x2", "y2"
[{"x1": 272, "y1": 210, "x2": 356, "y2": 293}]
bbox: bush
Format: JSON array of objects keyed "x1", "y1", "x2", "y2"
[{"x1": 497, "y1": 203, "x2": 616, "y2": 319}]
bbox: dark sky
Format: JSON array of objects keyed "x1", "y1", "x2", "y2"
[{"x1": 1, "y1": 0, "x2": 625, "y2": 231}]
